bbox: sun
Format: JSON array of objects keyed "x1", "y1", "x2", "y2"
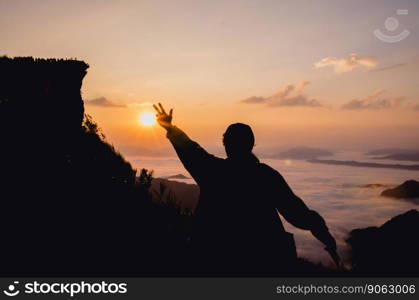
[{"x1": 139, "y1": 111, "x2": 156, "y2": 126}]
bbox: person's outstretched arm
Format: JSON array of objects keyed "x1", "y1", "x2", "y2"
[
  {"x1": 272, "y1": 170, "x2": 340, "y2": 264},
  {"x1": 153, "y1": 103, "x2": 221, "y2": 184}
]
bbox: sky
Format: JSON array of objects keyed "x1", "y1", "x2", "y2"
[{"x1": 2, "y1": 0, "x2": 419, "y2": 156}]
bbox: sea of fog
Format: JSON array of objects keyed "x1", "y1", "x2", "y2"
[{"x1": 127, "y1": 152, "x2": 419, "y2": 268}]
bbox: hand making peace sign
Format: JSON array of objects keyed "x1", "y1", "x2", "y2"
[{"x1": 153, "y1": 103, "x2": 173, "y2": 130}]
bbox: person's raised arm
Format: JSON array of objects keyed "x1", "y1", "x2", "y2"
[
  {"x1": 153, "y1": 103, "x2": 221, "y2": 184},
  {"x1": 272, "y1": 170, "x2": 340, "y2": 266}
]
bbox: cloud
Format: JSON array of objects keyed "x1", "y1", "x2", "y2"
[
  {"x1": 85, "y1": 97, "x2": 126, "y2": 107},
  {"x1": 241, "y1": 96, "x2": 267, "y2": 104},
  {"x1": 369, "y1": 63, "x2": 407, "y2": 72},
  {"x1": 314, "y1": 54, "x2": 378, "y2": 73},
  {"x1": 297, "y1": 80, "x2": 310, "y2": 92},
  {"x1": 411, "y1": 103, "x2": 419, "y2": 111},
  {"x1": 342, "y1": 90, "x2": 405, "y2": 110},
  {"x1": 270, "y1": 95, "x2": 322, "y2": 107},
  {"x1": 241, "y1": 81, "x2": 322, "y2": 107}
]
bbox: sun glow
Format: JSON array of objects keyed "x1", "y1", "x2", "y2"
[{"x1": 139, "y1": 112, "x2": 156, "y2": 126}]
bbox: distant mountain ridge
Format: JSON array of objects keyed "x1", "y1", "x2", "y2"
[
  {"x1": 366, "y1": 148, "x2": 419, "y2": 162},
  {"x1": 373, "y1": 152, "x2": 419, "y2": 162},
  {"x1": 164, "y1": 174, "x2": 191, "y2": 179},
  {"x1": 360, "y1": 183, "x2": 392, "y2": 188},
  {"x1": 381, "y1": 180, "x2": 419, "y2": 202},
  {"x1": 366, "y1": 148, "x2": 417, "y2": 156},
  {"x1": 151, "y1": 178, "x2": 199, "y2": 211},
  {"x1": 269, "y1": 146, "x2": 334, "y2": 160},
  {"x1": 308, "y1": 159, "x2": 419, "y2": 171}
]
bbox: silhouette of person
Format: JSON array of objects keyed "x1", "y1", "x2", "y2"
[{"x1": 154, "y1": 103, "x2": 339, "y2": 275}]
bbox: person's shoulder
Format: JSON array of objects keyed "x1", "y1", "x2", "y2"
[
  {"x1": 257, "y1": 162, "x2": 282, "y2": 177},
  {"x1": 257, "y1": 163, "x2": 290, "y2": 189}
]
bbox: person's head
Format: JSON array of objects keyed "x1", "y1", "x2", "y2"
[{"x1": 223, "y1": 123, "x2": 255, "y2": 158}]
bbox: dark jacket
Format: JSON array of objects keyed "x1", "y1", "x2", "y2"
[{"x1": 167, "y1": 126, "x2": 330, "y2": 274}]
